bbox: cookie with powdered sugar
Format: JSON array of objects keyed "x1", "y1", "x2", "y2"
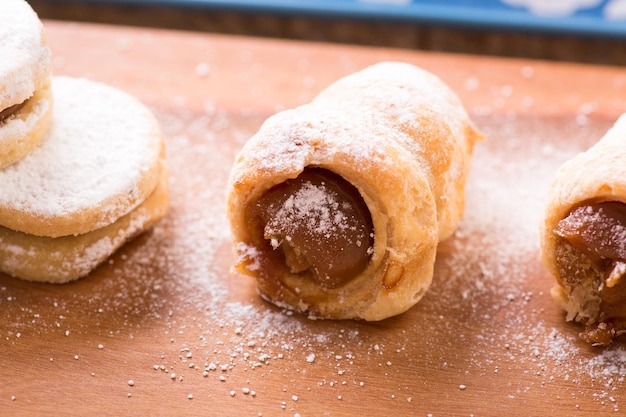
[
  {"x1": 0, "y1": 76, "x2": 168, "y2": 283},
  {"x1": 0, "y1": 76, "x2": 164, "y2": 240},
  {"x1": 0, "y1": 164, "x2": 169, "y2": 283},
  {"x1": 0, "y1": 0, "x2": 53, "y2": 168}
]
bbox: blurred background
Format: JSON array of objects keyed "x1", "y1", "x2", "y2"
[{"x1": 27, "y1": 0, "x2": 626, "y2": 65}]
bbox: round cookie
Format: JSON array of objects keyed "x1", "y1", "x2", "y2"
[
  {"x1": 0, "y1": 0, "x2": 53, "y2": 168},
  {"x1": 0, "y1": 164, "x2": 170, "y2": 283},
  {"x1": 0, "y1": 76, "x2": 164, "y2": 238}
]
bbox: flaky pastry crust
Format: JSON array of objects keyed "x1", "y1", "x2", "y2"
[
  {"x1": 541, "y1": 114, "x2": 626, "y2": 344},
  {"x1": 227, "y1": 62, "x2": 482, "y2": 320}
]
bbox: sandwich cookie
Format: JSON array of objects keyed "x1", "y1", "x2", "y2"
[
  {"x1": 0, "y1": 0, "x2": 53, "y2": 168},
  {"x1": 0, "y1": 76, "x2": 168, "y2": 283}
]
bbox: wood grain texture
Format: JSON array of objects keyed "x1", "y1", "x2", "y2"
[{"x1": 2, "y1": 20, "x2": 626, "y2": 416}]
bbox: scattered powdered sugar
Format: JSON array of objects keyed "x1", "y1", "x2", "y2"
[
  {"x1": 133, "y1": 111, "x2": 626, "y2": 412},
  {"x1": 235, "y1": 241, "x2": 261, "y2": 271},
  {"x1": 430, "y1": 113, "x2": 626, "y2": 412},
  {"x1": 0, "y1": 76, "x2": 161, "y2": 218},
  {"x1": 235, "y1": 105, "x2": 392, "y2": 177},
  {"x1": 3, "y1": 85, "x2": 626, "y2": 414},
  {"x1": 267, "y1": 182, "x2": 357, "y2": 240}
]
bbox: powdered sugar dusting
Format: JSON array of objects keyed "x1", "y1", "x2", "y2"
[
  {"x1": 0, "y1": 76, "x2": 160, "y2": 218},
  {"x1": 3, "y1": 86, "x2": 626, "y2": 414},
  {"x1": 234, "y1": 104, "x2": 393, "y2": 177},
  {"x1": 232, "y1": 62, "x2": 471, "y2": 182},
  {"x1": 267, "y1": 182, "x2": 357, "y2": 239},
  {"x1": 430, "y1": 113, "x2": 626, "y2": 412},
  {"x1": 315, "y1": 61, "x2": 472, "y2": 151}
]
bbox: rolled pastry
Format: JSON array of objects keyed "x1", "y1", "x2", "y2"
[
  {"x1": 226, "y1": 62, "x2": 482, "y2": 321},
  {"x1": 541, "y1": 114, "x2": 626, "y2": 346}
]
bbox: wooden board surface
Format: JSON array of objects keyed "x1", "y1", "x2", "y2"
[{"x1": 2, "y1": 20, "x2": 626, "y2": 416}]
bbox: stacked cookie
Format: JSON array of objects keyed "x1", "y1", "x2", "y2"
[
  {"x1": 0, "y1": 0, "x2": 169, "y2": 283},
  {"x1": 0, "y1": 0, "x2": 52, "y2": 168}
]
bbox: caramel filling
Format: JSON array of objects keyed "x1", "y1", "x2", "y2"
[
  {"x1": 555, "y1": 201, "x2": 626, "y2": 345},
  {"x1": 253, "y1": 168, "x2": 374, "y2": 290},
  {"x1": 0, "y1": 100, "x2": 27, "y2": 124}
]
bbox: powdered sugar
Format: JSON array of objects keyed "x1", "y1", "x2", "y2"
[
  {"x1": 435, "y1": 113, "x2": 626, "y2": 409},
  {"x1": 556, "y1": 204, "x2": 626, "y2": 256},
  {"x1": 156, "y1": 112, "x2": 626, "y2": 412},
  {"x1": 1, "y1": 107, "x2": 624, "y2": 416},
  {"x1": 166, "y1": 88, "x2": 626, "y2": 413},
  {"x1": 266, "y1": 182, "x2": 358, "y2": 240},
  {"x1": 3, "y1": 62, "x2": 626, "y2": 415},
  {"x1": 315, "y1": 61, "x2": 472, "y2": 152},
  {"x1": 232, "y1": 62, "x2": 476, "y2": 188},
  {"x1": 235, "y1": 105, "x2": 391, "y2": 177},
  {"x1": 0, "y1": 76, "x2": 161, "y2": 219}
]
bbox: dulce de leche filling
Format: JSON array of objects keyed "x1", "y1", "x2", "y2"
[
  {"x1": 252, "y1": 168, "x2": 374, "y2": 290},
  {"x1": 0, "y1": 100, "x2": 27, "y2": 124},
  {"x1": 554, "y1": 201, "x2": 626, "y2": 345}
]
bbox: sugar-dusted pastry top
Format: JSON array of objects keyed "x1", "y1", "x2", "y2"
[
  {"x1": 0, "y1": 76, "x2": 163, "y2": 237},
  {"x1": 0, "y1": 0, "x2": 51, "y2": 110},
  {"x1": 227, "y1": 61, "x2": 482, "y2": 320},
  {"x1": 232, "y1": 62, "x2": 480, "y2": 243}
]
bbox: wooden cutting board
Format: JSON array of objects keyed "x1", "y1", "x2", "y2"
[{"x1": 2, "y1": 20, "x2": 626, "y2": 416}]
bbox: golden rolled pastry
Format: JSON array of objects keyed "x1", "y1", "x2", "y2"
[
  {"x1": 541, "y1": 113, "x2": 626, "y2": 346},
  {"x1": 227, "y1": 62, "x2": 482, "y2": 320}
]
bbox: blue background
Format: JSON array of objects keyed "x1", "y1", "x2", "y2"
[{"x1": 78, "y1": 0, "x2": 626, "y2": 39}]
